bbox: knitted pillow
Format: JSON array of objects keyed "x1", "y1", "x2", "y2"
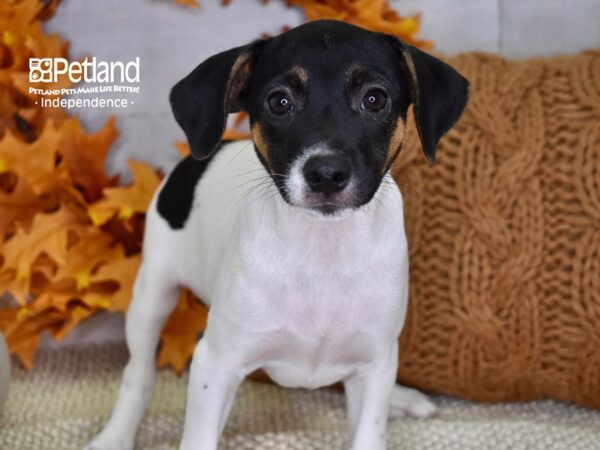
[{"x1": 394, "y1": 51, "x2": 600, "y2": 409}]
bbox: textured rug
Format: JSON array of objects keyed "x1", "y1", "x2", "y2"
[{"x1": 0, "y1": 344, "x2": 599, "y2": 449}]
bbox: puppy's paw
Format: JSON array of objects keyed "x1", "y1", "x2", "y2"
[
  {"x1": 84, "y1": 433, "x2": 134, "y2": 450},
  {"x1": 388, "y1": 384, "x2": 437, "y2": 419}
]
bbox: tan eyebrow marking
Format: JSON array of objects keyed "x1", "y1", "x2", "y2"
[
  {"x1": 291, "y1": 65, "x2": 308, "y2": 84},
  {"x1": 345, "y1": 64, "x2": 367, "y2": 84}
]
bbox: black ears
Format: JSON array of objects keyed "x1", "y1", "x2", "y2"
[
  {"x1": 388, "y1": 38, "x2": 469, "y2": 162},
  {"x1": 170, "y1": 40, "x2": 267, "y2": 160}
]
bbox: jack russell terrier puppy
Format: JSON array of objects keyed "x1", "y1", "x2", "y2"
[{"x1": 87, "y1": 20, "x2": 468, "y2": 450}]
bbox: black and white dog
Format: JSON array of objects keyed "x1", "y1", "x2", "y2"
[{"x1": 87, "y1": 20, "x2": 468, "y2": 450}]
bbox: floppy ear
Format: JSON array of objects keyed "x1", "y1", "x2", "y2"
[
  {"x1": 389, "y1": 39, "x2": 469, "y2": 162},
  {"x1": 170, "y1": 40, "x2": 266, "y2": 160}
]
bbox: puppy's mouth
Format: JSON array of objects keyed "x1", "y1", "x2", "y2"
[
  {"x1": 313, "y1": 203, "x2": 347, "y2": 215},
  {"x1": 301, "y1": 192, "x2": 355, "y2": 215},
  {"x1": 281, "y1": 181, "x2": 360, "y2": 217}
]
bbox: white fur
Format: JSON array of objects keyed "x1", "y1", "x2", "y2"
[{"x1": 86, "y1": 140, "x2": 435, "y2": 450}]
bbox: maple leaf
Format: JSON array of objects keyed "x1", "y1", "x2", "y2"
[
  {"x1": 88, "y1": 161, "x2": 161, "y2": 226},
  {"x1": 30, "y1": 280, "x2": 82, "y2": 313},
  {"x1": 222, "y1": 128, "x2": 252, "y2": 141},
  {"x1": 51, "y1": 303, "x2": 96, "y2": 341},
  {"x1": 0, "y1": 0, "x2": 45, "y2": 38},
  {"x1": 89, "y1": 253, "x2": 142, "y2": 312},
  {"x1": 158, "y1": 289, "x2": 208, "y2": 373},
  {"x1": 0, "y1": 91, "x2": 20, "y2": 138},
  {"x1": 0, "y1": 175, "x2": 44, "y2": 242},
  {"x1": 58, "y1": 118, "x2": 119, "y2": 202},
  {"x1": 52, "y1": 227, "x2": 123, "y2": 291},
  {"x1": 174, "y1": 141, "x2": 191, "y2": 157},
  {"x1": 100, "y1": 214, "x2": 145, "y2": 256},
  {"x1": 0, "y1": 0, "x2": 71, "y2": 99},
  {"x1": 0, "y1": 121, "x2": 61, "y2": 193},
  {"x1": 0, "y1": 306, "x2": 64, "y2": 368},
  {"x1": 0, "y1": 205, "x2": 85, "y2": 303}
]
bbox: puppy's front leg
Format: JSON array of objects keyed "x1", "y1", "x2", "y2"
[
  {"x1": 86, "y1": 262, "x2": 179, "y2": 450},
  {"x1": 179, "y1": 338, "x2": 244, "y2": 450},
  {"x1": 344, "y1": 342, "x2": 399, "y2": 450}
]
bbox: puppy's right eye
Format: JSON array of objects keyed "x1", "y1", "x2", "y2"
[
  {"x1": 268, "y1": 93, "x2": 294, "y2": 115},
  {"x1": 361, "y1": 89, "x2": 387, "y2": 112}
]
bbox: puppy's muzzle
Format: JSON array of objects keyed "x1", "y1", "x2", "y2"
[{"x1": 303, "y1": 154, "x2": 352, "y2": 195}]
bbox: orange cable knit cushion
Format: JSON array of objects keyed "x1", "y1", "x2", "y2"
[{"x1": 394, "y1": 50, "x2": 600, "y2": 409}]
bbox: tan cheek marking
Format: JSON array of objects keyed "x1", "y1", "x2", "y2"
[
  {"x1": 384, "y1": 117, "x2": 406, "y2": 169},
  {"x1": 251, "y1": 123, "x2": 272, "y2": 171}
]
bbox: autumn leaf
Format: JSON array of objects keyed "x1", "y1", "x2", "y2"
[
  {"x1": 88, "y1": 161, "x2": 161, "y2": 226},
  {"x1": 0, "y1": 176, "x2": 44, "y2": 242},
  {"x1": 28, "y1": 254, "x2": 57, "y2": 292},
  {"x1": 24, "y1": 279, "x2": 79, "y2": 314},
  {"x1": 58, "y1": 118, "x2": 119, "y2": 202},
  {"x1": 89, "y1": 253, "x2": 142, "y2": 312},
  {"x1": 174, "y1": 141, "x2": 191, "y2": 157},
  {"x1": 0, "y1": 205, "x2": 85, "y2": 303},
  {"x1": 222, "y1": 128, "x2": 252, "y2": 141},
  {"x1": 0, "y1": 0, "x2": 44, "y2": 33},
  {"x1": 0, "y1": 122, "x2": 61, "y2": 193},
  {"x1": 0, "y1": 300, "x2": 96, "y2": 367},
  {"x1": 158, "y1": 289, "x2": 208, "y2": 373},
  {"x1": 0, "y1": 306, "x2": 65, "y2": 368},
  {"x1": 51, "y1": 303, "x2": 96, "y2": 341},
  {"x1": 52, "y1": 227, "x2": 123, "y2": 290}
]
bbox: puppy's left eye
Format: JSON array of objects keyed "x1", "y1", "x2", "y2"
[
  {"x1": 268, "y1": 92, "x2": 294, "y2": 115},
  {"x1": 361, "y1": 89, "x2": 387, "y2": 112}
]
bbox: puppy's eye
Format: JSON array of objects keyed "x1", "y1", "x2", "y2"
[
  {"x1": 361, "y1": 89, "x2": 387, "y2": 112},
  {"x1": 268, "y1": 92, "x2": 294, "y2": 115}
]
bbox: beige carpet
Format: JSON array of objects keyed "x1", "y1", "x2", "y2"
[{"x1": 0, "y1": 344, "x2": 599, "y2": 450}]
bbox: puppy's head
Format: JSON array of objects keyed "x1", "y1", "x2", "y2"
[{"x1": 171, "y1": 20, "x2": 468, "y2": 216}]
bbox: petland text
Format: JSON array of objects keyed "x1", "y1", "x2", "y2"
[{"x1": 29, "y1": 57, "x2": 140, "y2": 83}]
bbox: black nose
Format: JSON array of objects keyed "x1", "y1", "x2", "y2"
[{"x1": 303, "y1": 155, "x2": 352, "y2": 194}]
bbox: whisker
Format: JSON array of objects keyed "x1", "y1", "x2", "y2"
[
  {"x1": 221, "y1": 142, "x2": 253, "y2": 171},
  {"x1": 232, "y1": 168, "x2": 269, "y2": 178},
  {"x1": 230, "y1": 175, "x2": 274, "y2": 190}
]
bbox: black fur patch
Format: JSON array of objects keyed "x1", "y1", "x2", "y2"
[{"x1": 157, "y1": 143, "x2": 227, "y2": 229}]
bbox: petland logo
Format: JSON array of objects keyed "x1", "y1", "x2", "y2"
[
  {"x1": 29, "y1": 57, "x2": 141, "y2": 109},
  {"x1": 29, "y1": 57, "x2": 140, "y2": 83}
]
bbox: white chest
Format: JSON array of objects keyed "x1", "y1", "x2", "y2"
[{"x1": 207, "y1": 193, "x2": 409, "y2": 388}]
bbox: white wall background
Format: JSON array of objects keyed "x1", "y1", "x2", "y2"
[{"x1": 42, "y1": 0, "x2": 600, "y2": 346}]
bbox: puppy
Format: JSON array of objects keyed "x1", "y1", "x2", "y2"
[{"x1": 87, "y1": 20, "x2": 468, "y2": 450}]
